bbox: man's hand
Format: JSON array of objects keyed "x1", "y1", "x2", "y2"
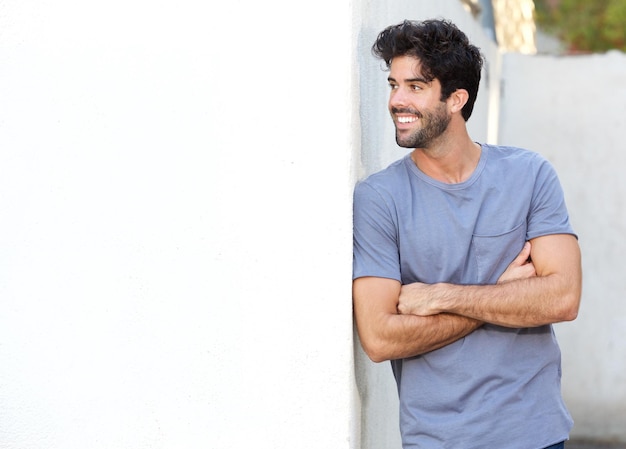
[
  {"x1": 497, "y1": 242, "x2": 536, "y2": 284},
  {"x1": 398, "y1": 282, "x2": 436, "y2": 316},
  {"x1": 398, "y1": 242, "x2": 537, "y2": 317}
]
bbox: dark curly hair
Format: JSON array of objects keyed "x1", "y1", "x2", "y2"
[{"x1": 372, "y1": 19, "x2": 484, "y2": 121}]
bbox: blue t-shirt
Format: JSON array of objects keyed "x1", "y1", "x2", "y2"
[{"x1": 353, "y1": 144, "x2": 575, "y2": 449}]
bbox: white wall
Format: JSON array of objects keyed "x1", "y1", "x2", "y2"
[
  {"x1": 499, "y1": 51, "x2": 626, "y2": 442},
  {"x1": 0, "y1": 1, "x2": 357, "y2": 448}
]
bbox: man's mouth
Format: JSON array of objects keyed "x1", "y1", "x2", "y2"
[{"x1": 392, "y1": 108, "x2": 420, "y2": 125}]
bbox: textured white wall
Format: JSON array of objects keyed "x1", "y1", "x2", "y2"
[
  {"x1": 0, "y1": 1, "x2": 357, "y2": 448},
  {"x1": 499, "y1": 51, "x2": 626, "y2": 442}
]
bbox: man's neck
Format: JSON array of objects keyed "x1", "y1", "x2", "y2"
[{"x1": 410, "y1": 134, "x2": 481, "y2": 184}]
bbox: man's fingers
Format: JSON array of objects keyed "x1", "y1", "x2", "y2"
[
  {"x1": 497, "y1": 242, "x2": 536, "y2": 284},
  {"x1": 513, "y1": 241, "x2": 531, "y2": 266}
]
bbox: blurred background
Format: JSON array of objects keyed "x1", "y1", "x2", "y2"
[{"x1": 534, "y1": 0, "x2": 626, "y2": 54}]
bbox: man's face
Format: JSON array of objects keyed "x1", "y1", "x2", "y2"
[{"x1": 387, "y1": 56, "x2": 450, "y2": 149}]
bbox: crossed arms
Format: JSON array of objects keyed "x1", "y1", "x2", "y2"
[{"x1": 352, "y1": 234, "x2": 582, "y2": 363}]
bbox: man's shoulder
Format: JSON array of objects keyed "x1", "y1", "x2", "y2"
[
  {"x1": 357, "y1": 154, "x2": 411, "y2": 190},
  {"x1": 485, "y1": 143, "x2": 544, "y2": 162},
  {"x1": 353, "y1": 155, "x2": 413, "y2": 211},
  {"x1": 483, "y1": 143, "x2": 551, "y2": 175}
]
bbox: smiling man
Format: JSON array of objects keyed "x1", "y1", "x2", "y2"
[{"x1": 352, "y1": 19, "x2": 582, "y2": 449}]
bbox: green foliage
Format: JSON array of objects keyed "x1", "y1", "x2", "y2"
[{"x1": 534, "y1": 0, "x2": 626, "y2": 53}]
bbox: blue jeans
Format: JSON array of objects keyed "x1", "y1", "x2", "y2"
[{"x1": 544, "y1": 442, "x2": 565, "y2": 449}]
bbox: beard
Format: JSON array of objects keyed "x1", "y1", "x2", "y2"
[{"x1": 393, "y1": 102, "x2": 451, "y2": 149}]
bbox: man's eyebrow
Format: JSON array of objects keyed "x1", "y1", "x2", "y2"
[{"x1": 387, "y1": 76, "x2": 429, "y2": 84}]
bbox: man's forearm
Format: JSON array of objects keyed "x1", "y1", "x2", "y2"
[
  {"x1": 443, "y1": 275, "x2": 578, "y2": 327},
  {"x1": 401, "y1": 275, "x2": 579, "y2": 328},
  {"x1": 358, "y1": 312, "x2": 482, "y2": 362}
]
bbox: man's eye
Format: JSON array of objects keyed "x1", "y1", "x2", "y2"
[
  {"x1": 389, "y1": 84, "x2": 398, "y2": 90},
  {"x1": 411, "y1": 85, "x2": 422, "y2": 91}
]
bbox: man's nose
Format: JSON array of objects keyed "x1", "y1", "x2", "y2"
[{"x1": 389, "y1": 87, "x2": 408, "y2": 108}]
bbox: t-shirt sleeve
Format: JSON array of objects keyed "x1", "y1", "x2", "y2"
[
  {"x1": 527, "y1": 157, "x2": 576, "y2": 240},
  {"x1": 352, "y1": 181, "x2": 401, "y2": 282}
]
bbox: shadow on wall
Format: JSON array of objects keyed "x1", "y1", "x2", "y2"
[{"x1": 568, "y1": 440, "x2": 626, "y2": 449}]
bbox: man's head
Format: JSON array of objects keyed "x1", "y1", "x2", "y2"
[{"x1": 372, "y1": 19, "x2": 484, "y2": 122}]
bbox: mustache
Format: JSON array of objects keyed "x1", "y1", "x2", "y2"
[{"x1": 391, "y1": 107, "x2": 422, "y2": 117}]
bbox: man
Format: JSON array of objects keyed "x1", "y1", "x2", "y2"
[{"x1": 352, "y1": 19, "x2": 582, "y2": 449}]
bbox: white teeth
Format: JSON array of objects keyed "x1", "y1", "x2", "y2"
[{"x1": 398, "y1": 116, "x2": 417, "y2": 123}]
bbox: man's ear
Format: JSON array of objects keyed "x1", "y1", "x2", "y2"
[{"x1": 448, "y1": 89, "x2": 469, "y2": 114}]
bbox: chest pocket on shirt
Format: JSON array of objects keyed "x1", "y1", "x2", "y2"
[{"x1": 471, "y1": 221, "x2": 527, "y2": 284}]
